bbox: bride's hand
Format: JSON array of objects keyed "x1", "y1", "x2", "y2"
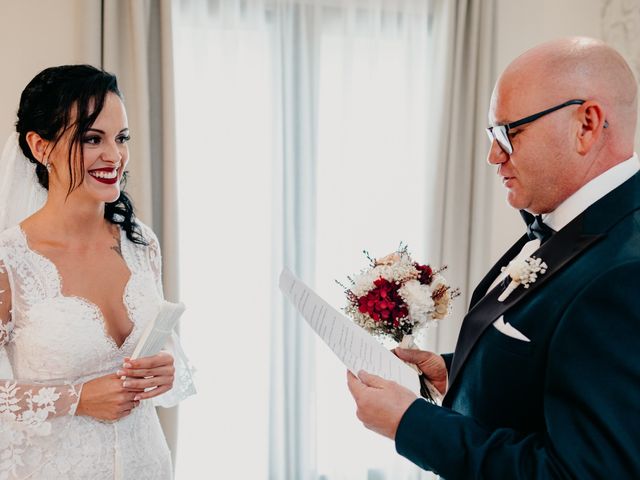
[
  {"x1": 76, "y1": 374, "x2": 142, "y2": 421},
  {"x1": 117, "y1": 351, "x2": 175, "y2": 401}
]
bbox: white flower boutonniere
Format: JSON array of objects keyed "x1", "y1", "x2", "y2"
[{"x1": 497, "y1": 256, "x2": 548, "y2": 302}]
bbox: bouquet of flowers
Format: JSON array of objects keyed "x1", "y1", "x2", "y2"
[
  {"x1": 339, "y1": 244, "x2": 458, "y2": 347},
  {"x1": 338, "y1": 244, "x2": 459, "y2": 401}
]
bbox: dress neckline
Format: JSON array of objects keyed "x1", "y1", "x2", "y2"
[{"x1": 15, "y1": 224, "x2": 136, "y2": 351}]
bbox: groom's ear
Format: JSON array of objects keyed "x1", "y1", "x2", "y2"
[{"x1": 25, "y1": 131, "x2": 50, "y2": 165}]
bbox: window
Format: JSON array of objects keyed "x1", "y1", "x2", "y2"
[{"x1": 173, "y1": 2, "x2": 437, "y2": 478}]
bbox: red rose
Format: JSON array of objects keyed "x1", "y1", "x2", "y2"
[
  {"x1": 355, "y1": 277, "x2": 407, "y2": 326},
  {"x1": 415, "y1": 263, "x2": 433, "y2": 285}
]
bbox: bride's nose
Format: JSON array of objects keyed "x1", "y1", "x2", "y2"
[{"x1": 101, "y1": 140, "x2": 124, "y2": 164}]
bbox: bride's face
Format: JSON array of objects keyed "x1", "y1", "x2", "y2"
[{"x1": 49, "y1": 92, "x2": 130, "y2": 205}]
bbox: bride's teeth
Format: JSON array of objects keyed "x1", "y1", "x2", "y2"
[{"x1": 90, "y1": 170, "x2": 117, "y2": 179}]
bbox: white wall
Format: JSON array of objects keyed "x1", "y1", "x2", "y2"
[
  {"x1": 487, "y1": 0, "x2": 604, "y2": 262},
  {"x1": 0, "y1": 0, "x2": 101, "y2": 141}
]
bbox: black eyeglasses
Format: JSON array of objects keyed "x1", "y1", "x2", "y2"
[{"x1": 486, "y1": 99, "x2": 586, "y2": 155}]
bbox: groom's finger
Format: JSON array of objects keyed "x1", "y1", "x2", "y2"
[
  {"x1": 394, "y1": 348, "x2": 427, "y2": 364},
  {"x1": 358, "y1": 370, "x2": 386, "y2": 389},
  {"x1": 347, "y1": 370, "x2": 367, "y2": 398}
]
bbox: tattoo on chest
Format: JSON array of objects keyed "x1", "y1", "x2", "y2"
[{"x1": 111, "y1": 232, "x2": 123, "y2": 259}]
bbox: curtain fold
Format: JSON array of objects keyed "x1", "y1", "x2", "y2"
[
  {"x1": 269, "y1": 4, "x2": 320, "y2": 479},
  {"x1": 423, "y1": 0, "x2": 496, "y2": 355},
  {"x1": 102, "y1": 0, "x2": 181, "y2": 466}
]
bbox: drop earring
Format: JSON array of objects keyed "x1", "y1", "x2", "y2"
[{"x1": 44, "y1": 161, "x2": 51, "y2": 172}]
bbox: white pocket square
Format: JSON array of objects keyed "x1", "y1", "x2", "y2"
[{"x1": 492, "y1": 315, "x2": 530, "y2": 342}]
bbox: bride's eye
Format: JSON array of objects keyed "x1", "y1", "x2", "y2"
[
  {"x1": 116, "y1": 135, "x2": 131, "y2": 144},
  {"x1": 83, "y1": 135, "x2": 101, "y2": 145}
]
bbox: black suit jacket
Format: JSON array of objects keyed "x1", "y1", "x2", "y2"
[{"x1": 395, "y1": 171, "x2": 640, "y2": 479}]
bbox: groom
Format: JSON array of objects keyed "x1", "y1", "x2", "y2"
[{"x1": 347, "y1": 37, "x2": 640, "y2": 479}]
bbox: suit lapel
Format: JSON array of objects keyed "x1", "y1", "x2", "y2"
[{"x1": 446, "y1": 215, "x2": 603, "y2": 391}]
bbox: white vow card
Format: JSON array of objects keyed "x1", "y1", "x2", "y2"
[
  {"x1": 131, "y1": 301, "x2": 186, "y2": 360},
  {"x1": 279, "y1": 268, "x2": 420, "y2": 395}
]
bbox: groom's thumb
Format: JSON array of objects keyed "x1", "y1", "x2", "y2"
[
  {"x1": 395, "y1": 347, "x2": 425, "y2": 364},
  {"x1": 358, "y1": 370, "x2": 386, "y2": 389}
]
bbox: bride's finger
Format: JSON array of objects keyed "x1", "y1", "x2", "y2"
[
  {"x1": 133, "y1": 384, "x2": 172, "y2": 401},
  {"x1": 119, "y1": 365, "x2": 175, "y2": 378},
  {"x1": 124, "y1": 352, "x2": 174, "y2": 370},
  {"x1": 123, "y1": 375, "x2": 172, "y2": 390},
  {"x1": 122, "y1": 385, "x2": 146, "y2": 393}
]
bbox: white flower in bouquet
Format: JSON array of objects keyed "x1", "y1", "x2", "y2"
[{"x1": 398, "y1": 279, "x2": 435, "y2": 326}]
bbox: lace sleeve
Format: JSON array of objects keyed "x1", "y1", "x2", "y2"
[
  {"x1": 146, "y1": 230, "x2": 165, "y2": 299},
  {"x1": 0, "y1": 257, "x2": 14, "y2": 390},
  {"x1": 144, "y1": 228, "x2": 196, "y2": 407},
  {"x1": 0, "y1": 257, "x2": 83, "y2": 479}
]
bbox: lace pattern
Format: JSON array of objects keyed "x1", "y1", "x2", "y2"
[
  {"x1": 0, "y1": 222, "x2": 193, "y2": 479},
  {"x1": 0, "y1": 319, "x2": 13, "y2": 346}
]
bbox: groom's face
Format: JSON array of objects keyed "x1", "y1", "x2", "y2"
[{"x1": 486, "y1": 69, "x2": 579, "y2": 215}]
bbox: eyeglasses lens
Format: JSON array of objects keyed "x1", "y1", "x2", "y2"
[{"x1": 494, "y1": 127, "x2": 512, "y2": 155}]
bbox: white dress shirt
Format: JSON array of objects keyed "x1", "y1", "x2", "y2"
[{"x1": 487, "y1": 153, "x2": 640, "y2": 294}]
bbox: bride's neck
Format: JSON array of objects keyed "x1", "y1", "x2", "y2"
[{"x1": 29, "y1": 192, "x2": 109, "y2": 244}]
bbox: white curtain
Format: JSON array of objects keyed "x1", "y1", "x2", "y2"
[
  {"x1": 173, "y1": 3, "x2": 276, "y2": 478},
  {"x1": 269, "y1": 4, "x2": 320, "y2": 480},
  {"x1": 102, "y1": 0, "x2": 182, "y2": 466},
  {"x1": 426, "y1": 0, "x2": 497, "y2": 354},
  {"x1": 173, "y1": 2, "x2": 319, "y2": 477},
  {"x1": 311, "y1": 3, "x2": 436, "y2": 479},
  {"x1": 173, "y1": 0, "x2": 494, "y2": 478}
]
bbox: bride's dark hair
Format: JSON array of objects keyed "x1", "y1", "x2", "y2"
[{"x1": 15, "y1": 64, "x2": 147, "y2": 245}]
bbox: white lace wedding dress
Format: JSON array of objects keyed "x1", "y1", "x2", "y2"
[{"x1": 0, "y1": 223, "x2": 195, "y2": 480}]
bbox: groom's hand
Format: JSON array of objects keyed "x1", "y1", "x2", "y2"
[
  {"x1": 347, "y1": 370, "x2": 417, "y2": 440},
  {"x1": 393, "y1": 348, "x2": 448, "y2": 396},
  {"x1": 117, "y1": 352, "x2": 175, "y2": 401}
]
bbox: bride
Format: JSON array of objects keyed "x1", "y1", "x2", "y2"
[{"x1": 0, "y1": 65, "x2": 195, "y2": 479}]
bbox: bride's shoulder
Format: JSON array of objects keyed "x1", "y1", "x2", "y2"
[
  {"x1": 130, "y1": 221, "x2": 163, "y2": 272},
  {"x1": 131, "y1": 220, "x2": 161, "y2": 251},
  {"x1": 0, "y1": 225, "x2": 23, "y2": 248},
  {"x1": 0, "y1": 226, "x2": 25, "y2": 267}
]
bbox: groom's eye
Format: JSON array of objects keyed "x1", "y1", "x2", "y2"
[{"x1": 509, "y1": 130, "x2": 522, "y2": 139}]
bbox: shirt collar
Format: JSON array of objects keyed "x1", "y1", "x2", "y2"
[{"x1": 542, "y1": 153, "x2": 640, "y2": 232}]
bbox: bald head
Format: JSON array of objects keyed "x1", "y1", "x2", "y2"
[
  {"x1": 494, "y1": 37, "x2": 637, "y2": 156},
  {"x1": 488, "y1": 38, "x2": 639, "y2": 214}
]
